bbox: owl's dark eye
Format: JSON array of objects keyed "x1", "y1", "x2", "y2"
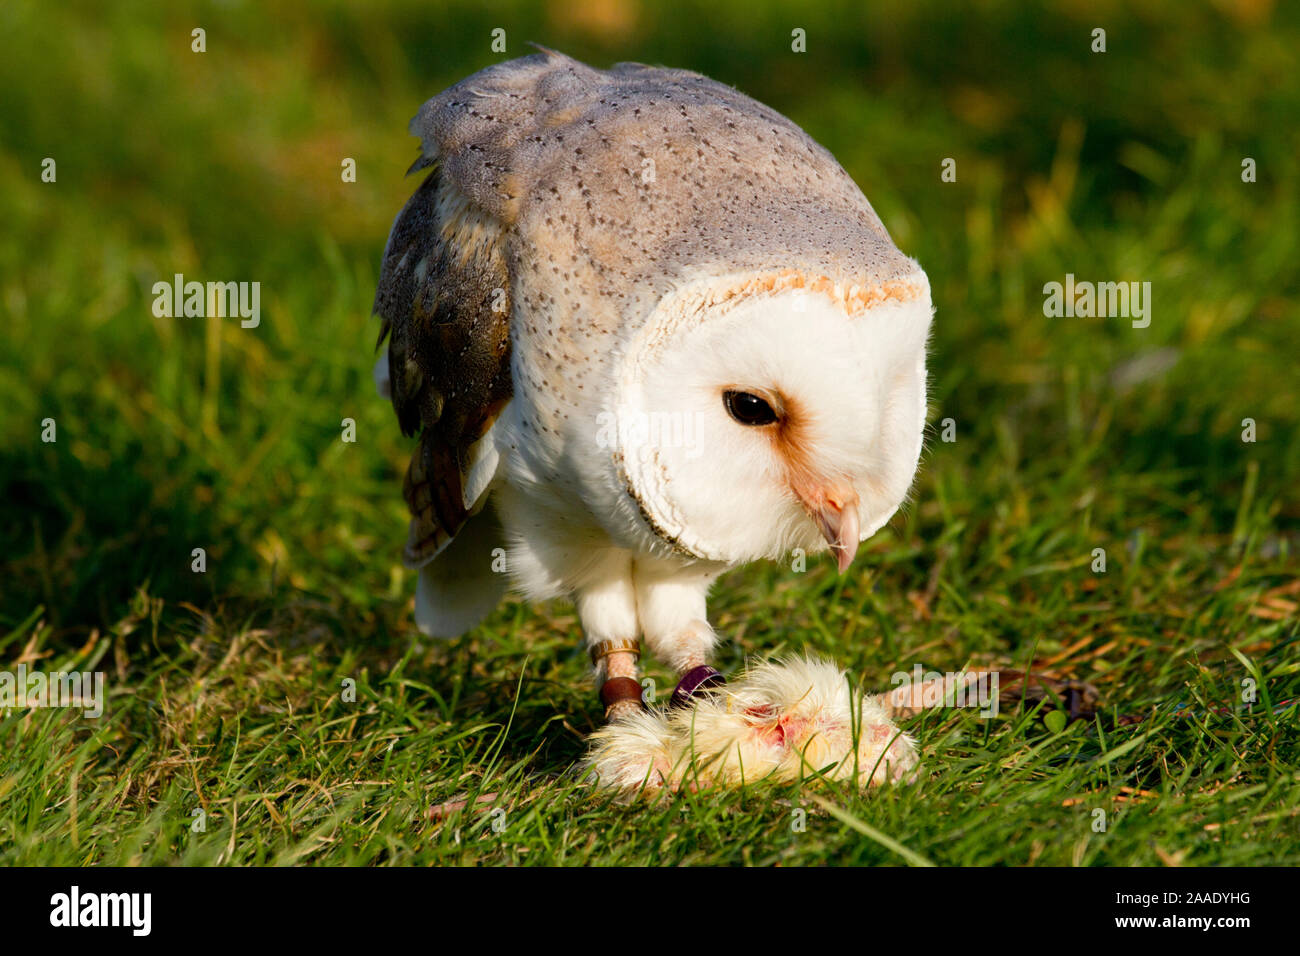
[{"x1": 723, "y1": 389, "x2": 779, "y2": 427}]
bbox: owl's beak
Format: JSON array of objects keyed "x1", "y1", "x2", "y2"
[{"x1": 795, "y1": 477, "x2": 861, "y2": 573}]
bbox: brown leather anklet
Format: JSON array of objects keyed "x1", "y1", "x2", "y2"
[
  {"x1": 589, "y1": 638, "x2": 641, "y2": 666},
  {"x1": 600, "y1": 676, "x2": 644, "y2": 714}
]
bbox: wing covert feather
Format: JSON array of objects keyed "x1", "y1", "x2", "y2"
[{"x1": 373, "y1": 164, "x2": 512, "y2": 566}]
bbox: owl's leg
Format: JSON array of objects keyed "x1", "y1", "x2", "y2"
[
  {"x1": 633, "y1": 560, "x2": 726, "y2": 705},
  {"x1": 574, "y1": 556, "x2": 644, "y2": 721}
]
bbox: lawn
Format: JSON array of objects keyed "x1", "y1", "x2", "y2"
[{"x1": 1, "y1": 0, "x2": 1297, "y2": 865}]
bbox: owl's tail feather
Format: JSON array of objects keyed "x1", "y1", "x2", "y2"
[
  {"x1": 413, "y1": 502, "x2": 507, "y2": 638},
  {"x1": 581, "y1": 656, "x2": 918, "y2": 795}
]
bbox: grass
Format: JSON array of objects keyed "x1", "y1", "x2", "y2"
[{"x1": 1, "y1": 0, "x2": 1297, "y2": 865}]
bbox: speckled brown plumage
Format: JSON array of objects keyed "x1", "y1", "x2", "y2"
[{"x1": 374, "y1": 164, "x2": 512, "y2": 564}]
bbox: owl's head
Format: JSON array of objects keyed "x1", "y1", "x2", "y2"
[{"x1": 612, "y1": 273, "x2": 932, "y2": 569}]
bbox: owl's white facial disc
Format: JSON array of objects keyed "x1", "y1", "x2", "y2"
[{"x1": 614, "y1": 281, "x2": 933, "y2": 566}]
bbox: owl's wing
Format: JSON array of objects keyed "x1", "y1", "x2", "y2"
[{"x1": 373, "y1": 158, "x2": 512, "y2": 568}]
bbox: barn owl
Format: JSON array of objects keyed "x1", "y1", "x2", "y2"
[{"x1": 373, "y1": 50, "x2": 932, "y2": 791}]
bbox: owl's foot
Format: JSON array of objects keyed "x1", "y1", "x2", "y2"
[{"x1": 582, "y1": 656, "x2": 918, "y2": 795}]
